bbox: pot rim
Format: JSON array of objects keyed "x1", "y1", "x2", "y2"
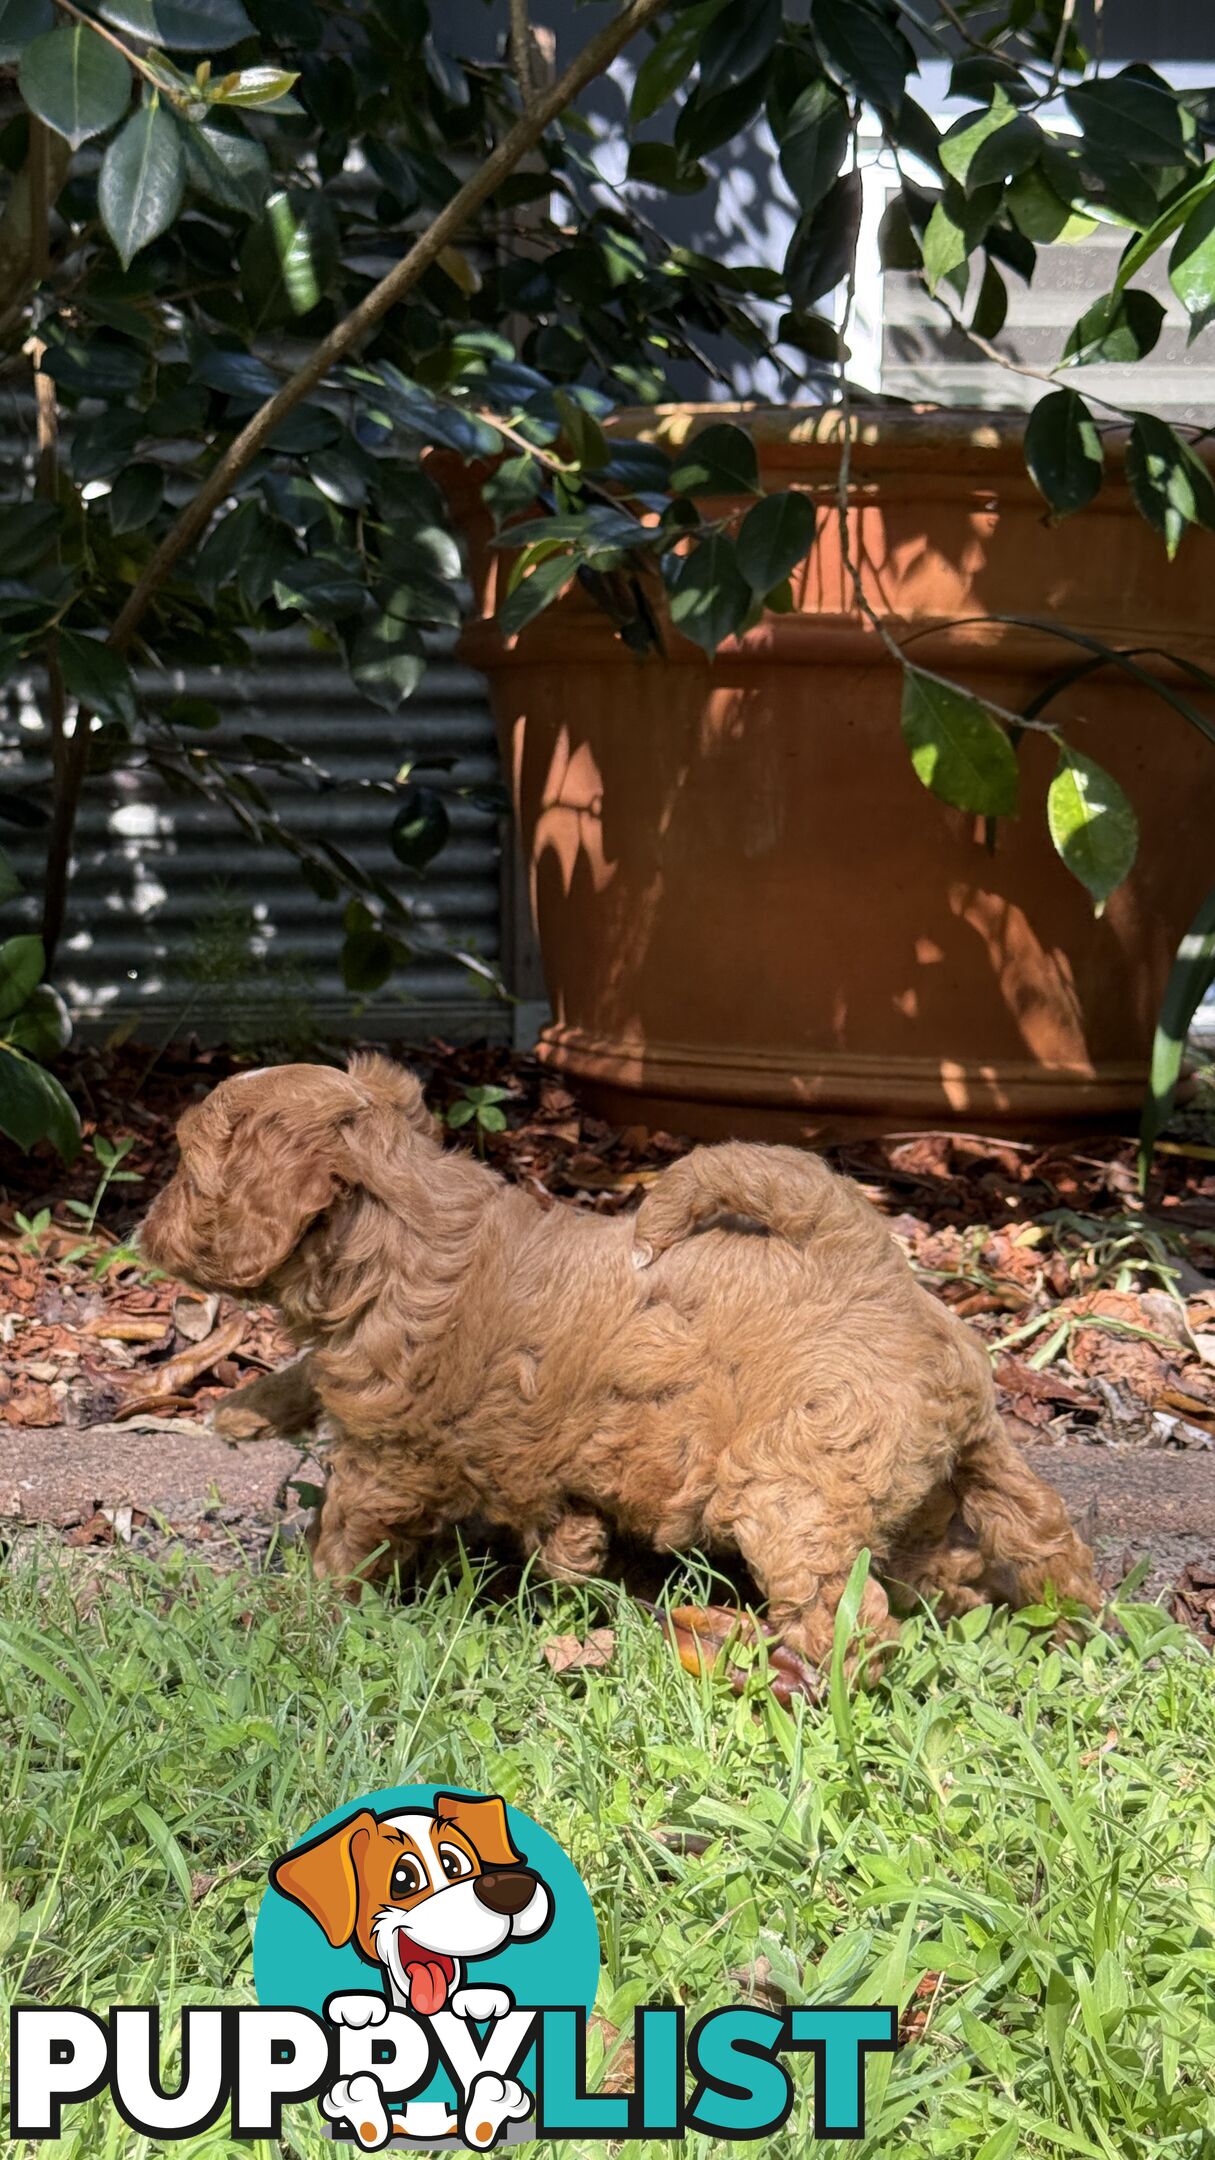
[{"x1": 604, "y1": 399, "x2": 1145, "y2": 469}]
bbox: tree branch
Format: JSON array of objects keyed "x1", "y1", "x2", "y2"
[
  {"x1": 107, "y1": 0, "x2": 669, "y2": 655},
  {"x1": 510, "y1": 0, "x2": 537, "y2": 111},
  {"x1": 24, "y1": 118, "x2": 79, "y2": 964}
]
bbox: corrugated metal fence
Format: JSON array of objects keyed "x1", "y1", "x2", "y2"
[{"x1": 2, "y1": 631, "x2": 514, "y2": 1045}]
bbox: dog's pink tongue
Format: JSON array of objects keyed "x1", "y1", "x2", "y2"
[{"x1": 408, "y1": 1958, "x2": 449, "y2": 2015}]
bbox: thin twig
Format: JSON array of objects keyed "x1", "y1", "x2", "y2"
[
  {"x1": 106, "y1": 0, "x2": 670, "y2": 656},
  {"x1": 25, "y1": 120, "x2": 79, "y2": 962},
  {"x1": 1046, "y1": 0, "x2": 1078, "y2": 99},
  {"x1": 50, "y1": 0, "x2": 164, "y2": 95},
  {"x1": 509, "y1": 0, "x2": 537, "y2": 111},
  {"x1": 832, "y1": 129, "x2": 1057, "y2": 741},
  {"x1": 931, "y1": 290, "x2": 1208, "y2": 442}
]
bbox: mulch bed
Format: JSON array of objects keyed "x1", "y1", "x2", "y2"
[{"x1": 3, "y1": 1036, "x2": 1214, "y2": 1636}]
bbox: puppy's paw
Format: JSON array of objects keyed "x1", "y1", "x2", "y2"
[
  {"x1": 210, "y1": 1394, "x2": 278, "y2": 1443},
  {"x1": 460, "y1": 2071, "x2": 532, "y2": 2149},
  {"x1": 324, "y1": 1990, "x2": 390, "y2": 2029},
  {"x1": 450, "y1": 1984, "x2": 513, "y2": 2022},
  {"x1": 321, "y1": 2074, "x2": 391, "y2": 2149}
]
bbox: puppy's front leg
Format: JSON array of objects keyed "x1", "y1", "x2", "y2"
[
  {"x1": 211, "y1": 1352, "x2": 320, "y2": 1442},
  {"x1": 309, "y1": 1446, "x2": 446, "y2": 1598}
]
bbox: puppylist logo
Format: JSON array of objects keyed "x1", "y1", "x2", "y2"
[{"x1": 9, "y1": 1785, "x2": 898, "y2": 2150}]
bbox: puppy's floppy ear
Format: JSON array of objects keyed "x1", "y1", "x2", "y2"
[
  {"x1": 434, "y1": 1791, "x2": 522, "y2": 1869},
  {"x1": 269, "y1": 1808, "x2": 377, "y2": 1947},
  {"x1": 189, "y1": 1095, "x2": 341, "y2": 1289},
  {"x1": 346, "y1": 1053, "x2": 438, "y2": 1141}
]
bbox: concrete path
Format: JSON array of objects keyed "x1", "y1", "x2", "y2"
[{"x1": 2, "y1": 1421, "x2": 1212, "y2": 1600}]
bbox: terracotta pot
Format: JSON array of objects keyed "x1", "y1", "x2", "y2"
[{"x1": 453, "y1": 405, "x2": 1215, "y2": 1139}]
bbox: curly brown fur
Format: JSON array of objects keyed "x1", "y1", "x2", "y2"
[{"x1": 140, "y1": 1058, "x2": 1102, "y2": 1661}]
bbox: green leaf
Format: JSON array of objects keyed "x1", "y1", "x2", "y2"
[
  {"x1": 1066, "y1": 65, "x2": 1188, "y2": 169},
  {"x1": 968, "y1": 118, "x2": 1043, "y2": 193},
  {"x1": 108, "y1": 461, "x2": 163, "y2": 533},
  {"x1": 812, "y1": 0, "x2": 913, "y2": 117},
  {"x1": 777, "y1": 78, "x2": 850, "y2": 217},
  {"x1": 0, "y1": 501, "x2": 61, "y2": 574},
  {"x1": 95, "y1": 0, "x2": 253, "y2": 50},
  {"x1": 553, "y1": 388, "x2": 609, "y2": 473},
  {"x1": 735, "y1": 492, "x2": 817, "y2": 591},
  {"x1": 131, "y1": 1800, "x2": 194, "y2": 1905},
  {"x1": 350, "y1": 615, "x2": 426, "y2": 713},
  {"x1": 940, "y1": 90, "x2": 1036, "y2": 191},
  {"x1": 58, "y1": 631, "x2": 136, "y2": 723},
  {"x1": 252, "y1": 187, "x2": 314, "y2": 313},
  {"x1": 971, "y1": 256, "x2": 1008, "y2": 338},
  {"x1": 1007, "y1": 168, "x2": 1097, "y2": 245},
  {"x1": 179, "y1": 111, "x2": 270, "y2": 215},
  {"x1": 1125, "y1": 412, "x2": 1215, "y2": 559},
  {"x1": 19, "y1": 22, "x2": 131, "y2": 149},
  {"x1": 697, "y1": 0, "x2": 778, "y2": 99},
  {"x1": 71, "y1": 408, "x2": 143, "y2": 483},
  {"x1": 922, "y1": 199, "x2": 968, "y2": 291},
  {"x1": 1047, "y1": 747, "x2": 1138, "y2": 913},
  {"x1": 0, "y1": 933, "x2": 44, "y2": 1023},
  {"x1": 1063, "y1": 289, "x2": 1164, "y2": 366},
  {"x1": 99, "y1": 101, "x2": 185, "y2": 267},
  {"x1": 674, "y1": 70, "x2": 769, "y2": 160},
  {"x1": 1169, "y1": 192, "x2": 1215, "y2": 332},
  {"x1": 0, "y1": 0, "x2": 52, "y2": 64},
  {"x1": 1115, "y1": 163, "x2": 1215, "y2": 291},
  {"x1": 900, "y1": 668, "x2": 1019, "y2": 817},
  {"x1": 5, "y1": 980, "x2": 70, "y2": 1058},
  {"x1": 625, "y1": 140, "x2": 706, "y2": 194},
  {"x1": 209, "y1": 64, "x2": 298, "y2": 107},
  {"x1": 666, "y1": 532, "x2": 752, "y2": 656},
  {"x1": 630, "y1": 0, "x2": 724, "y2": 124},
  {"x1": 0, "y1": 1044, "x2": 81, "y2": 1160},
  {"x1": 341, "y1": 927, "x2": 402, "y2": 994},
  {"x1": 669, "y1": 422, "x2": 760, "y2": 498},
  {"x1": 1139, "y1": 880, "x2": 1215, "y2": 1180},
  {"x1": 164, "y1": 694, "x2": 220, "y2": 730},
  {"x1": 391, "y1": 784, "x2": 449, "y2": 870},
  {"x1": 785, "y1": 169, "x2": 862, "y2": 307},
  {"x1": 1024, "y1": 389, "x2": 1103, "y2": 519},
  {"x1": 496, "y1": 552, "x2": 575, "y2": 641}
]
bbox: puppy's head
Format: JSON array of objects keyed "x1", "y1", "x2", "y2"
[
  {"x1": 138, "y1": 1054, "x2": 437, "y2": 1294},
  {"x1": 270, "y1": 1793, "x2": 552, "y2": 2013}
]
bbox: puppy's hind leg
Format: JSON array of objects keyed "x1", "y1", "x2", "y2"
[
  {"x1": 954, "y1": 1422, "x2": 1103, "y2": 1615},
  {"x1": 884, "y1": 1481, "x2": 988, "y2": 1618},
  {"x1": 523, "y1": 1501, "x2": 611, "y2": 1583},
  {"x1": 725, "y1": 1474, "x2": 899, "y2": 1689}
]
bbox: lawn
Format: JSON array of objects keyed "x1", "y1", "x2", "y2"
[{"x1": 1, "y1": 1541, "x2": 1212, "y2": 2160}]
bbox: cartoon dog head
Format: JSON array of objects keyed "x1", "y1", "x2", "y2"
[{"x1": 269, "y1": 1792, "x2": 552, "y2": 2015}]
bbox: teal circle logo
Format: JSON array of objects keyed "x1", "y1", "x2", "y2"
[{"x1": 253, "y1": 1785, "x2": 600, "y2": 2146}]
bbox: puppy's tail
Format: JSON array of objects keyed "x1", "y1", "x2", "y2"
[{"x1": 632, "y1": 1142, "x2": 852, "y2": 1267}]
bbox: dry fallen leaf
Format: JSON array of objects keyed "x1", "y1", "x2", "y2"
[
  {"x1": 1080, "y1": 1727, "x2": 1119, "y2": 1766},
  {"x1": 117, "y1": 1312, "x2": 247, "y2": 1417},
  {"x1": 541, "y1": 1628, "x2": 615, "y2": 1674},
  {"x1": 173, "y1": 1293, "x2": 220, "y2": 1344},
  {"x1": 79, "y1": 1315, "x2": 172, "y2": 1345}
]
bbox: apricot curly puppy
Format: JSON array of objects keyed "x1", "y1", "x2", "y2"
[{"x1": 140, "y1": 1057, "x2": 1101, "y2": 1672}]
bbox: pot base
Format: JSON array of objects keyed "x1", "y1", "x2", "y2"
[{"x1": 537, "y1": 1025, "x2": 1147, "y2": 1142}]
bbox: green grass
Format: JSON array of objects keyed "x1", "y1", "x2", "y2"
[{"x1": 1, "y1": 1543, "x2": 1213, "y2": 2159}]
